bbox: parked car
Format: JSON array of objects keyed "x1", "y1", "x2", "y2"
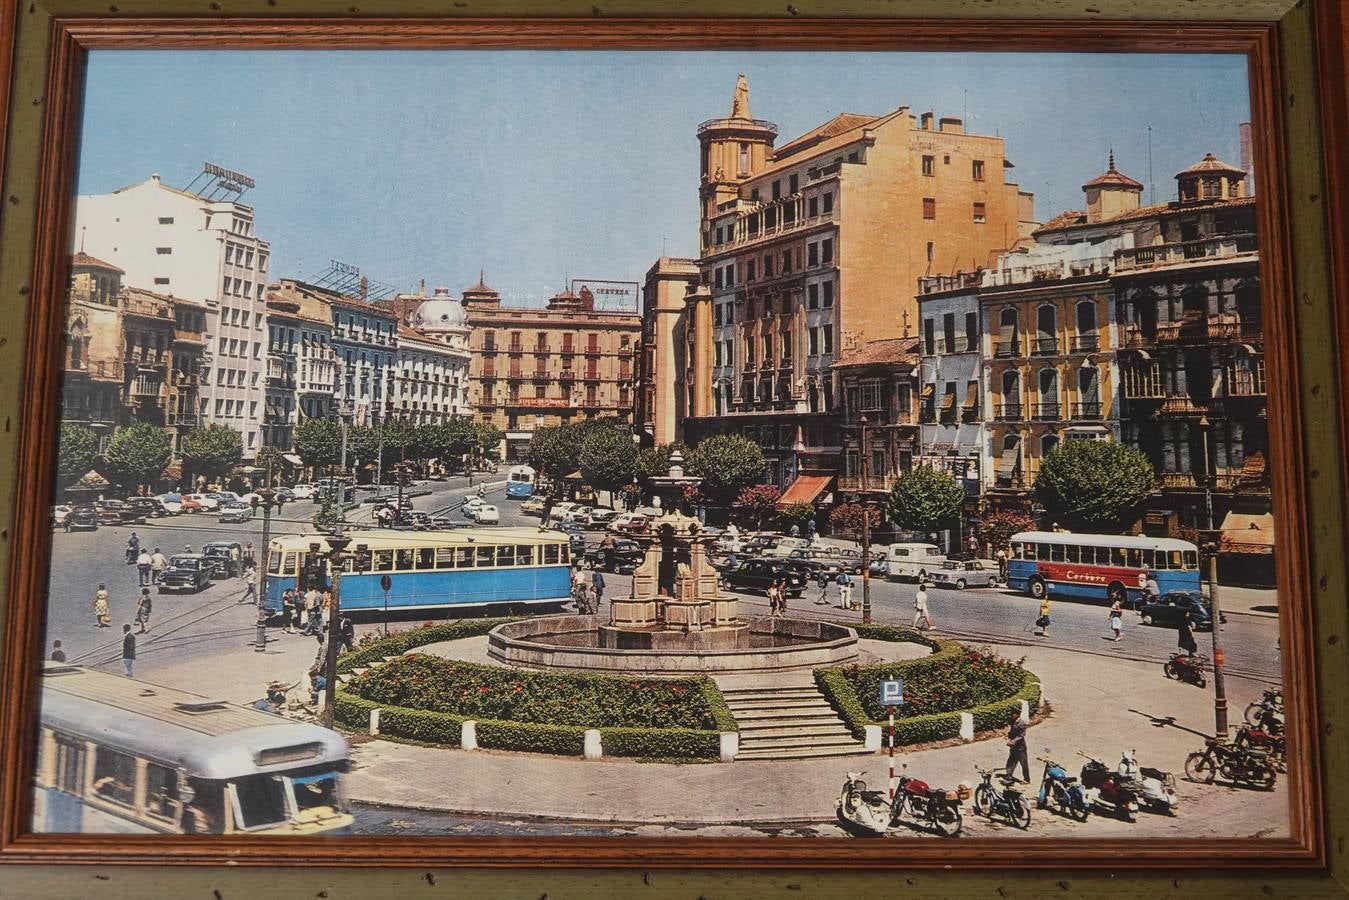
[
  {"x1": 219, "y1": 502, "x2": 253, "y2": 524},
  {"x1": 51, "y1": 504, "x2": 71, "y2": 527},
  {"x1": 927, "y1": 559, "x2": 1002, "y2": 591},
  {"x1": 764, "y1": 537, "x2": 814, "y2": 558},
  {"x1": 158, "y1": 554, "x2": 213, "y2": 593},
  {"x1": 561, "y1": 506, "x2": 594, "y2": 524},
  {"x1": 184, "y1": 493, "x2": 218, "y2": 512},
  {"x1": 721, "y1": 558, "x2": 807, "y2": 598},
  {"x1": 274, "y1": 487, "x2": 295, "y2": 503},
  {"x1": 290, "y1": 483, "x2": 317, "y2": 501},
  {"x1": 473, "y1": 504, "x2": 500, "y2": 525},
  {"x1": 125, "y1": 496, "x2": 169, "y2": 519},
  {"x1": 1139, "y1": 590, "x2": 1222, "y2": 631},
  {"x1": 95, "y1": 499, "x2": 143, "y2": 525},
  {"x1": 154, "y1": 493, "x2": 184, "y2": 515},
  {"x1": 609, "y1": 513, "x2": 651, "y2": 536},
  {"x1": 428, "y1": 514, "x2": 460, "y2": 530},
  {"x1": 520, "y1": 497, "x2": 547, "y2": 516},
  {"x1": 585, "y1": 539, "x2": 645, "y2": 574},
  {"x1": 547, "y1": 502, "x2": 579, "y2": 524},
  {"x1": 400, "y1": 510, "x2": 433, "y2": 530},
  {"x1": 462, "y1": 496, "x2": 485, "y2": 519},
  {"x1": 201, "y1": 541, "x2": 244, "y2": 578},
  {"x1": 209, "y1": 491, "x2": 241, "y2": 507},
  {"x1": 783, "y1": 549, "x2": 848, "y2": 580},
  {"x1": 586, "y1": 509, "x2": 619, "y2": 529},
  {"x1": 63, "y1": 505, "x2": 98, "y2": 531},
  {"x1": 885, "y1": 542, "x2": 947, "y2": 582}
]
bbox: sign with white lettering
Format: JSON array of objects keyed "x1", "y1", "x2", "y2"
[
  {"x1": 570, "y1": 279, "x2": 639, "y2": 313},
  {"x1": 878, "y1": 678, "x2": 905, "y2": 707}
]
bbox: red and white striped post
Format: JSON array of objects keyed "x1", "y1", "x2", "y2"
[{"x1": 888, "y1": 706, "x2": 896, "y2": 799}]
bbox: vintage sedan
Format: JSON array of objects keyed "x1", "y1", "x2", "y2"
[
  {"x1": 720, "y1": 558, "x2": 807, "y2": 598},
  {"x1": 63, "y1": 506, "x2": 98, "y2": 532},
  {"x1": 219, "y1": 502, "x2": 254, "y2": 524},
  {"x1": 125, "y1": 496, "x2": 169, "y2": 518},
  {"x1": 201, "y1": 541, "x2": 244, "y2": 578},
  {"x1": 1139, "y1": 590, "x2": 1222, "y2": 631},
  {"x1": 158, "y1": 554, "x2": 213, "y2": 593},
  {"x1": 927, "y1": 559, "x2": 1003, "y2": 591},
  {"x1": 94, "y1": 499, "x2": 144, "y2": 525},
  {"x1": 584, "y1": 539, "x2": 645, "y2": 574}
]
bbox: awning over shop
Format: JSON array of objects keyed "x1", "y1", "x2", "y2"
[
  {"x1": 941, "y1": 387, "x2": 957, "y2": 412},
  {"x1": 1220, "y1": 512, "x2": 1275, "y2": 555},
  {"x1": 997, "y1": 444, "x2": 1021, "y2": 478},
  {"x1": 75, "y1": 469, "x2": 109, "y2": 489},
  {"x1": 777, "y1": 474, "x2": 833, "y2": 506}
]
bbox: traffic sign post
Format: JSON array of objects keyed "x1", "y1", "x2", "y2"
[
  {"x1": 380, "y1": 574, "x2": 393, "y2": 636},
  {"x1": 879, "y1": 678, "x2": 904, "y2": 798}
]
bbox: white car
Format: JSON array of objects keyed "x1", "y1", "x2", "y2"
[
  {"x1": 51, "y1": 504, "x2": 71, "y2": 526},
  {"x1": 473, "y1": 504, "x2": 500, "y2": 524},
  {"x1": 290, "y1": 483, "x2": 316, "y2": 501},
  {"x1": 186, "y1": 493, "x2": 220, "y2": 512},
  {"x1": 562, "y1": 506, "x2": 594, "y2": 524},
  {"x1": 209, "y1": 491, "x2": 241, "y2": 506},
  {"x1": 547, "y1": 502, "x2": 578, "y2": 523},
  {"x1": 462, "y1": 496, "x2": 485, "y2": 518},
  {"x1": 218, "y1": 502, "x2": 253, "y2": 524},
  {"x1": 520, "y1": 497, "x2": 547, "y2": 516},
  {"x1": 155, "y1": 493, "x2": 184, "y2": 515},
  {"x1": 587, "y1": 509, "x2": 619, "y2": 528},
  {"x1": 236, "y1": 492, "x2": 261, "y2": 507}
]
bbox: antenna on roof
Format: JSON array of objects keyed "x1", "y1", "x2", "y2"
[{"x1": 1147, "y1": 124, "x2": 1155, "y2": 206}]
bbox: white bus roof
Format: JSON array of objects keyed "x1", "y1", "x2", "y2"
[
  {"x1": 508, "y1": 464, "x2": 535, "y2": 475},
  {"x1": 1010, "y1": 531, "x2": 1198, "y2": 552},
  {"x1": 268, "y1": 527, "x2": 569, "y2": 552},
  {"x1": 39, "y1": 666, "x2": 348, "y2": 780}
]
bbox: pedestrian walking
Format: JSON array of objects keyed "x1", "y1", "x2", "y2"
[
  {"x1": 1108, "y1": 598, "x2": 1124, "y2": 642},
  {"x1": 591, "y1": 570, "x2": 606, "y2": 607},
  {"x1": 767, "y1": 579, "x2": 781, "y2": 617},
  {"x1": 338, "y1": 616, "x2": 355, "y2": 654},
  {"x1": 912, "y1": 582, "x2": 933, "y2": 630},
  {"x1": 302, "y1": 587, "x2": 319, "y2": 632},
  {"x1": 50, "y1": 640, "x2": 66, "y2": 662},
  {"x1": 778, "y1": 579, "x2": 789, "y2": 617},
  {"x1": 121, "y1": 624, "x2": 136, "y2": 677},
  {"x1": 150, "y1": 548, "x2": 167, "y2": 584},
  {"x1": 244, "y1": 542, "x2": 255, "y2": 570},
  {"x1": 136, "y1": 549, "x2": 152, "y2": 586},
  {"x1": 837, "y1": 571, "x2": 854, "y2": 610},
  {"x1": 135, "y1": 588, "x2": 152, "y2": 633},
  {"x1": 1005, "y1": 710, "x2": 1031, "y2": 782},
  {"x1": 589, "y1": 584, "x2": 602, "y2": 615},
  {"x1": 92, "y1": 583, "x2": 111, "y2": 628},
  {"x1": 229, "y1": 544, "x2": 242, "y2": 578},
  {"x1": 240, "y1": 568, "x2": 258, "y2": 605},
  {"x1": 1178, "y1": 610, "x2": 1199, "y2": 657},
  {"x1": 281, "y1": 589, "x2": 296, "y2": 634},
  {"x1": 995, "y1": 547, "x2": 1008, "y2": 583},
  {"x1": 1036, "y1": 596, "x2": 1051, "y2": 636},
  {"x1": 815, "y1": 572, "x2": 831, "y2": 606},
  {"x1": 968, "y1": 534, "x2": 979, "y2": 558}
]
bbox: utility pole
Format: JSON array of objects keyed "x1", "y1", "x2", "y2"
[
  {"x1": 1205, "y1": 541, "x2": 1229, "y2": 740},
  {"x1": 321, "y1": 519, "x2": 352, "y2": 730},
  {"x1": 860, "y1": 415, "x2": 873, "y2": 624}
]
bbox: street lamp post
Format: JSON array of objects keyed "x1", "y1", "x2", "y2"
[
  {"x1": 1198, "y1": 414, "x2": 1214, "y2": 532},
  {"x1": 1204, "y1": 540, "x2": 1229, "y2": 740},
  {"x1": 251, "y1": 485, "x2": 281, "y2": 652},
  {"x1": 859, "y1": 415, "x2": 873, "y2": 624},
  {"x1": 321, "y1": 523, "x2": 352, "y2": 729}
]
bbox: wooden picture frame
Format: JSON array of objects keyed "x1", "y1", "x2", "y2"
[{"x1": 0, "y1": 1, "x2": 1345, "y2": 894}]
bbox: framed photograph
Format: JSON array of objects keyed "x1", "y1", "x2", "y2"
[{"x1": 0, "y1": 1, "x2": 1345, "y2": 893}]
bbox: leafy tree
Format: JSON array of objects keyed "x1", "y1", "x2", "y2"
[
  {"x1": 344, "y1": 425, "x2": 382, "y2": 468},
  {"x1": 180, "y1": 424, "x2": 243, "y2": 481},
  {"x1": 977, "y1": 511, "x2": 1036, "y2": 552},
  {"x1": 473, "y1": 421, "x2": 505, "y2": 458},
  {"x1": 293, "y1": 418, "x2": 340, "y2": 471},
  {"x1": 56, "y1": 422, "x2": 98, "y2": 486},
  {"x1": 1033, "y1": 440, "x2": 1155, "y2": 532},
  {"x1": 736, "y1": 484, "x2": 782, "y2": 530},
  {"x1": 528, "y1": 424, "x2": 582, "y2": 483},
  {"x1": 886, "y1": 466, "x2": 965, "y2": 533},
  {"x1": 634, "y1": 442, "x2": 687, "y2": 483},
  {"x1": 103, "y1": 423, "x2": 172, "y2": 490},
  {"x1": 380, "y1": 419, "x2": 417, "y2": 465},
  {"x1": 829, "y1": 501, "x2": 881, "y2": 540},
  {"x1": 579, "y1": 426, "x2": 638, "y2": 495},
  {"x1": 779, "y1": 501, "x2": 817, "y2": 533},
  {"x1": 311, "y1": 493, "x2": 343, "y2": 531},
  {"x1": 252, "y1": 445, "x2": 286, "y2": 484},
  {"x1": 687, "y1": 434, "x2": 766, "y2": 504}
]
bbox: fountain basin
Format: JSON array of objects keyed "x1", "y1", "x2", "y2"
[{"x1": 487, "y1": 615, "x2": 859, "y2": 675}]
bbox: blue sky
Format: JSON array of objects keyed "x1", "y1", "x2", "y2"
[{"x1": 77, "y1": 50, "x2": 1251, "y2": 306}]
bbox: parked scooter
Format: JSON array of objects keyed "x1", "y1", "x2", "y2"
[
  {"x1": 1234, "y1": 717, "x2": 1286, "y2": 773},
  {"x1": 892, "y1": 765, "x2": 965, "y2": 837},
  {"x1": 972, "y1": 767, "x2": 1032, "y2": 829},
  {"x1": 1078, "y1": 752, "x2": 1140, "y2": 822},
  {"x1": 1163, "y1": 652, "x2": 1209, "y2": 688},
  {"x1": 835, "y1": 771, "x2": 890, "y2": 836},
  {"x1": 1118, "y1": 749, "x2": 1179, "y2": 816},
  {"x1": 1036, "y1": 755, "x2": 1089, "y2": 821},
  {"x1": 1185, "y1": 737, "x2": 1277, "y2": 790},
  {"x1": 1244, "y1": 687, "x2": 1284, "y2": 726}
]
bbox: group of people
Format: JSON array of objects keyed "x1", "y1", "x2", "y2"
[
  {"x1": 277, "y1": 586, "x2": 344, "y2": 639},
  {"x1": 812, "y1": 571, "x2": 857, "y2": 610},
  {"x1": 766, "y1": 579, "x2": 791, "y2": 617},
  {"x1": 126, "y1": 534, "x2": 169, "y2": 587},
  {"x1": 571, "y1": 566, "x2": 605, "y2": 614}
]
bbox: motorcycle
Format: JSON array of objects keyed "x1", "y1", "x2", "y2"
[
  {"x1": 1163, "y1": 652, "x2": 1209, "y2": 688},
  {"x1": 1118, "y1": 749, "x2": 1179, "y2": 816},
  {"x1": 1234, "y1": 716, "x2": 1286, "y2": 773},
  {"x1": 835, "y1": 771, "x2": 891, "y2": 836},
  {"x1": 1078, "y1": 752, "x2": 1140, "y2": 822},
  {"x1": 972, "y1": 767, "x2": 1032, "y2": 830},
  {"x1": 892, "y1": 766, "x2": 965, "y2": 837},
  {"x1": 1036, "y1": 755, "x2": 1089, "y2": 821},
  {"x1": 1244, "y1": 688, "x2": 1284, "y2": 726},
  {"x1": 1185, "y1": 737, "x2": 1277, "y2": 790}
]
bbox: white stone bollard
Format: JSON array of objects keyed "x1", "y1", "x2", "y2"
[
  {"x1": 864, "y1": 725, "x2": 883, "y2": 751},
  {"x1": 1019, "y1": 700, "x2": 1031, "y2": 722},
  {"x1": 368, "y1": 708, "x2": 381, "y2": 736},
  {"x1": 959, "y1": 712, "x2": 975, "y2": 742},
  {"x1": 583, "y1": 729, "x2": 603, "y2": 759},
  {"x1": 719, "y1": 732, "x2": 739, "y2": 762},
  {"x1": 461, "y1": 720, "x2": 478, "y2": 751}
]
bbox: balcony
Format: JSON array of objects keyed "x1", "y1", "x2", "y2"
[
  {"x1": 169, "y1": 412, "x2": 200, "y2": 428},
  {"x1": 265, "y1": 355, "x2": 292, "y2": 385},
  {"x1": 1071, "y1": 334, "x2": 1100, "y2": 352},
  {"x1": 129, "y1": 378, "x2": 164, "y2": 399},
  {"x1": 994, "y1": 340, "x2": 1023, "y2": 359},
  {"x1": 1158, "y1": 393, "x2": 1209, "y2": 417},
  {"x1": 121, "y1": 295, "x2": 171, "y2": 319},
  {"x1": 1031, "y1": 336, "x2": 1059, "y2": 356},
  {"x1": 1071, "y1": 401, "x2": 1103, "y2": 420},
  {"x1": 837, "y1": 474, "x2": 895, "y2": 493},
  {"x1": 995, "y1": 403, "x2": 1024, "y2": 421},
  {"x1": 1032, "y1": 402, "x2": 1061, "y2": 421},
  {"x1": 1114, "y1": 233, "x2": 1258, "y2": 271},
  {"x1": 1125, "y1": 317, "x2": 1262, "y2": 349}
]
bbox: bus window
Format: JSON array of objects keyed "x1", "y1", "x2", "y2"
[
  {"x1": 395, "y1": 549, "x2": 415, "y2": 571},
  {"x1": 1049, "y1": 544, "x2": 1065, "y2": 562},
  {"x1": 1077, "y1": 546, "x2": 1095, "y2": 564},
  {"x1": 91, "y1": 747, "x2": 136, "y2": 807},
  {"x1": 182, "y1": 779, "x2": 225, "y2": 835},
  {"x1": 560, "y1": 545, "x2": 570, "y2": 565},
  {"x1": 543, "y1": 544, "x2": 560, "y2": 565},
  {"x1": 1065, "y1": 545, "x2": 1080, "y2": 563},
  {"x1": 1111, "y1": 548, "x2": 1128, "y2": 567},
  {"x1": 374, "y1": 550, "x2": 394, "y2": 572},
  {"x1": 1037, "y1": 544, "x2": 1051, "y2": 562},
  {"x1": 144, "y1": 761, "x2": 180, "y2": 823},
  {"x1": 476, "y1": 546, "x2": 496, "y2": 567},
  {"x1": 53, "y1": 734, "x2": 84, "y2": 794},
  {"x1": 517, "y1": 545, "x2": 534, "y2": 565},
  {"x1": 1126, "y1": 548, "x2": 1144, "y2": 569},
  {"x1": 267, "y1": 552, "x2": 282, "y2": 574},
  {"x1": 497, "y1": 545, "x2": 516, "y2": 567},
  {"x1": 1183, "y1": 550, "x2": 1198, "y2": 569},
  {"x1": 231, "y1": 774, "x2": 288, "y2": 830},
  {"x1": 455, "y1": 547, "x2": 475, "y2": 569},
  {"x1": 1168, "y1": 551, "x2": 1184, "y2": 569},
  {"x1": 435, "y1": 547, "x2": 455, "y2": 569},
  {"x1": 416, "y1": 548, "x2": 436, "y2": 570},
  {"x1": 282, "y1": 552, "x2": 297, "y2": 575},
  {"x1": 1015, "y1": 542, "x2": 1029, "y2": 560},
  {"x1": 289, "y1": 772, "x2": 339, "y2": 816}
]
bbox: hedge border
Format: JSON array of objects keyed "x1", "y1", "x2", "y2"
[
  {"x1": 336, "y1": 616, "x2": 526, "y2": 674},
  {"x1": 813, "y1": 625, "x2": 1042, "y2": 747}
]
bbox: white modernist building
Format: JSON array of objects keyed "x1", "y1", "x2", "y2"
[
  {"x1": 394, "y1": 286, "x2": 473, "y2": 423},
  {"x1": 73, "y1": 172, "x2": 272, "y2": 457}
]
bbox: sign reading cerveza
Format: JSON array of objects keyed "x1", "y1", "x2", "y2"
[{"x1": 878, "y1": 677, "x2": 905, "y2": 707}]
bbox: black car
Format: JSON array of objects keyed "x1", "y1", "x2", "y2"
[
  {"x1": 1139, "y1": 590, "x2": 1221, "y2": 630},
  {"x1": 721, "y1": 558, "x2": 807, "y2": 598},
  {"x1": 585, "y1": 539, "x2": 645, "y2": 574},
  {"x1": 783, "y1": 549, "x2": 848, "y2": 580},
  {"x1": 399, "y1": 511, "x2": 433, "y2": 530},
  {"x1": 159, "y1": 554, "x2": 213, "y2": 593},
  {"x1": 124, "y1": 496, "x2": 168, "y2": 518},
  {"x1": 201, "y1": 541, "x2": 244, "y2": 578},
  {"x1": 64, "y1": 505, "x2": 98, "y2": 532}
]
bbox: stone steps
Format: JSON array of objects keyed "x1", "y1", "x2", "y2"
[
  {"x1": 719, "y1": 684, "x2": 869, "y2": 760},
  {"x1": 734, "y1": 744, "x2": 873, "y2": 761}
]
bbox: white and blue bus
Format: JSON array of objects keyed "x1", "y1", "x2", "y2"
[
  {"x1": 505, "y1": 464, "x2": 536, "y2": 499},
  {"x1": 1006, "y1": 531, "x2": 1201, "y2": 604},
  {"x1": 263, "y1": 527, "x2": 573, "y2": 616}
]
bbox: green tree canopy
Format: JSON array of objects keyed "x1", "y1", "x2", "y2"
[
  {"x1": 736, "y1": 483, "x2": 781, "y2": 530},
  {"x1": 344, "y1": 425, "x2": 382, "y2": 466},
  {"x1": 977, "y1": 511, "x2": 1037, "y2": 552},
  {"x1": 473, "y1": 421, "x2": 505, "y2": 457},
  {"x1": 293, "y1": 418, "x2": 340, "y2": 470},
  {"x1": 687, "y1": 434, "x2": 766, "y2": 503},
  {"x1": 578, "y1": 426, "x2": 638, "y2": 494},
  {"x1": 829, "y1": 501, "x2": 881, "y2": 539},
  {"x1": 779, "y1": 501, "x2": 817, "y2": 532},
  {"x1": 527, "y1": 424, "x2": 582, "y2": 481},
  {"x1": 103, "y1": 423, "x2": 173, "y2": 490},
  {"x1": 1033, "y1": 440, "x2": 1155, "y2": 532},
  {"x1": 56, "y1": 422, "x2": 98, "y2": 486},
  {"x1": 634, "y1": 442, "x2": 687, "y2": 484},
  {"x1": 179, "y1": 424, "x2": 243, "y2": 480},
  {"x1": 252, "y1": 445, "x2": 286, "y2": 483},
  {"x1": 886, "y1": 466, "x2": 965, "y2": 532},
  {"x1": 380, "y1": 419, "x2": 417, "y2": 464}
]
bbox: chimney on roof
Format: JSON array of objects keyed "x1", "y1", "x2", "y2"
[
  {"x1": 938, "y1": 116, "x2": 963, "y2": 134},
  {"x1": 1239, "y1": 122, "x2": 1255, "y2": 195},
  {"x1": 920, "y1": 112, "x2": 934, "y2": 130}
]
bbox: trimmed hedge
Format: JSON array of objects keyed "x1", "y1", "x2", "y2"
[{"x1": 336, "y1": 617, "x2": 525, "y2": 674}]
